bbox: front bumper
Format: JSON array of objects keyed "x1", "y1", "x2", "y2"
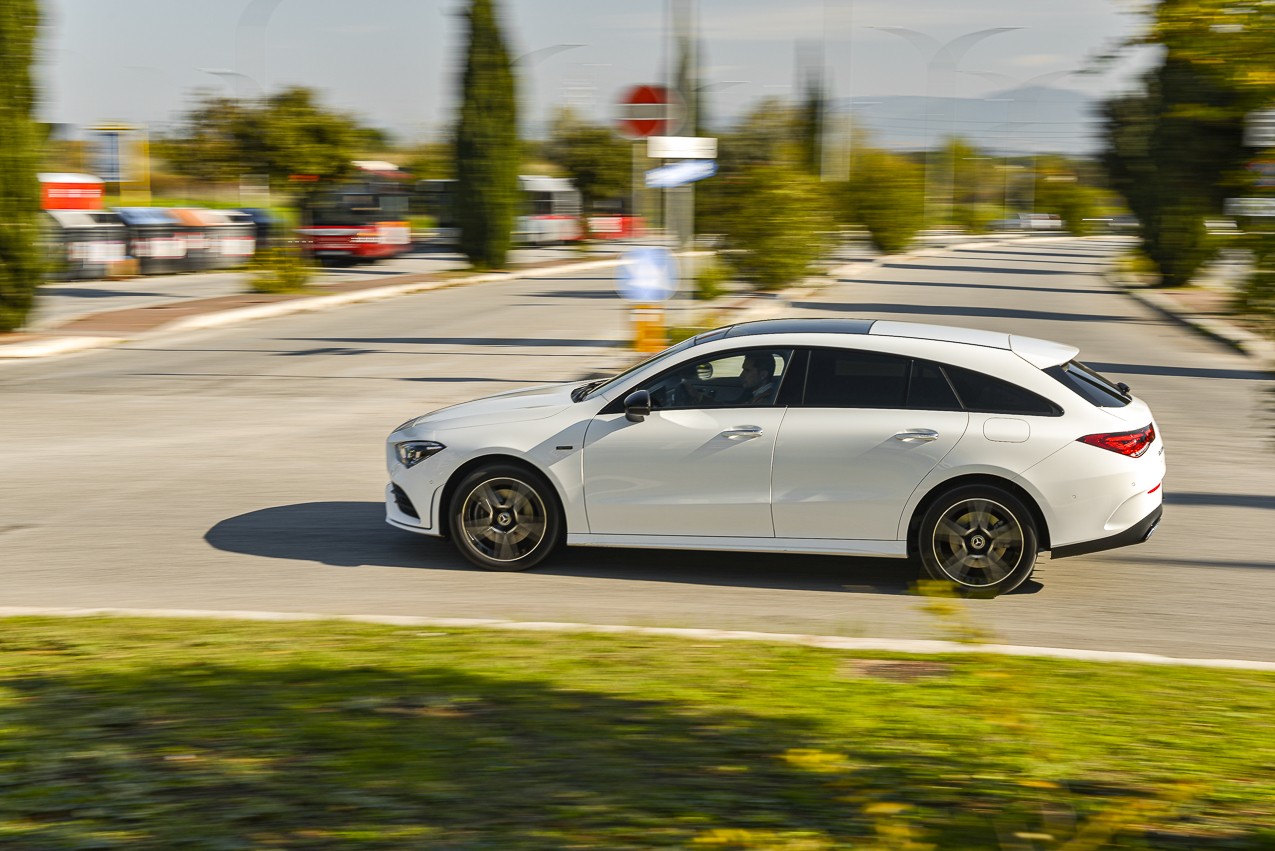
[
  {"x1": 385, "y1": 482, "x2": 439, "y2": 536},
  {"x1": 1050, "y1": 504, "x2": 1162, "y2": 559}
]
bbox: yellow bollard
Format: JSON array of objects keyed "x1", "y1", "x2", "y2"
[{"x1": 632, "y1": 304, "x2": 667, "y2": 353}]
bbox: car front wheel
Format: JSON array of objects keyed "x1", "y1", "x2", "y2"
[
  {"x1": 449, "y1": 464, "x2": 561, "y2": 571},
  {"x1": 917, "y1": 485, "x2": 1038, "y2": 598}
]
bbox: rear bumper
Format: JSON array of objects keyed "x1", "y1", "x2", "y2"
[{"x1": 1050, "y1": 504, "x2": 1162, "y2": 560}]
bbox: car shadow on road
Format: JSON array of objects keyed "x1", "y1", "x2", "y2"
[{"x1": 203, "y1": 501, "x2": 1002, "y2": 596}]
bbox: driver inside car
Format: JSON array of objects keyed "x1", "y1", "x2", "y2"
[{"x1": 670, "y1": 351, "x2": 779, "y2": 407}]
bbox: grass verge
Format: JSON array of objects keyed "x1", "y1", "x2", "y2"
[{"x1": 2, "y1": 616, "x2": 1274, "y2": 849}]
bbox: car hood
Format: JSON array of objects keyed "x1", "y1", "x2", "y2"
[{"x1": 408, "y1": 382, "x2": 578, "y2": 429}]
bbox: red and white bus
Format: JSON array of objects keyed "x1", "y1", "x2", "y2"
[{"x1": 297, "y1": 181, "x2": 413, "y2": 264}]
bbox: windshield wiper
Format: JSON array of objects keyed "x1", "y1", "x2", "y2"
[{"x1": 571, "y1": 379, "x2": 607, "y2": 402}]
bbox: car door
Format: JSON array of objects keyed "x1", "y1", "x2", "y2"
[
  {"x1": 771, "y1": 348, "x2": 970, "y2": 541},
  {"x1": 582, "y1": 347, "x2": 795, "y2": 537}
]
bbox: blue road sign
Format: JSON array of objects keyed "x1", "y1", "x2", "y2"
[
  {"x1": 616, "y1": 246, "x2": 679, "y2": 303},
  {"x1": 645, "y1": 159, "x2": 717, "y2": 189}
]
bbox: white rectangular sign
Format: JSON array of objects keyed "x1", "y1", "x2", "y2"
[
  {"x1": 1225, "y1": 197, "x2": 1275, "y2": 217},
  {"x1": 647, "y1": 136, "x2": 718, "y2": 159},
  {"x1": 1245, "y1": 109, "x2": 1275, "y2": 148}
]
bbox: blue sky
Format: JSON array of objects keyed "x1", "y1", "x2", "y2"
[{"x1": 38, "y1": 0, "x2": 1158, "y2": 143}]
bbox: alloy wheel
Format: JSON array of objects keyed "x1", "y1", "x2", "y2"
[
  {"x1": 929, "y1": 497, "x2": 1025, "y2": 588},
  {"x1": 459, "y1": 477, "x2": 549, "y2": 564}
]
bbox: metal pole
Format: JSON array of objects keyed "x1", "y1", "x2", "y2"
[{"x1": 632, "y1": 140, "x2": 642, "y2": 239}]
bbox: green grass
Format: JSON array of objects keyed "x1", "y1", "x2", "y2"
[{"x1": 2, "y1": 616, "x2": 1274, "y2": 849}]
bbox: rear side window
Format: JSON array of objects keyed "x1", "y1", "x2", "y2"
[
  {"x1": 805, "y1": 349, "x2": 909, "y2": 408},
  {"x1": 945, "y1": 365, "x2": 1062, "y2": 416},
  {"x1": 1046, "y1": 361, "x2": 1131, "y2": 408},
  {"x1": 907, "y1": 361, "x2": 962, "y2": 411}
]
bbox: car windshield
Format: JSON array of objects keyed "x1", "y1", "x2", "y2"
[{"x1": 577, "y1": 328, "x2": 730, "y2": 401}]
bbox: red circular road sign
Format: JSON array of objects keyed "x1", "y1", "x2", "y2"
[{"x1": 615, "y1": 84, "x2": 685, "y2": 140}]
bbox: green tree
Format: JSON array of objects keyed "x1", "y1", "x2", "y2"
[
  {"x1": 715, "y1": 164, "x2": 834, "y2": 289},
  {"x1": 1032, "y1": 158, "x2": 1103, "y2": 235},
  {"x1": 697, "y1": 98, "x2": 802, "y2": 235},
  {"x1": 545, "y1": 111, "x2": 630, "y2": 239},
  {"x1": 1101, "y1": 57, "x2": 1248, "y2": 286},
  {"x1": 1099, "y1": 0, "x2": 1274, "y2": 287},
  {"x1": 796, "y1": 62, "x2": 826, "y2": 176},
  {"x1": 155, "y1": 87, "x2": 368, "y2": 190},
  {"x1": 0, "y1": 0, "x2": 42, "y2": 332},
  {"x1": 454, "y1": 0, "x2": 518, "y2": 269},
  {"x1": 838, "y1": 147, "x2": 925, "y2": 254}
]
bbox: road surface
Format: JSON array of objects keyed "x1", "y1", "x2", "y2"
[{"x1": 2, "y1": 237, "x2": 1271, "y2": 661}]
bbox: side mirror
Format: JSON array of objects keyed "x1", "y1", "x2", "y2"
[
  {"x1": 1117, "y1": 381, "x2": 1131, "y2": 395},
  {"x1": 623, "y1": 389, "x2": 652, "y2": 423}
]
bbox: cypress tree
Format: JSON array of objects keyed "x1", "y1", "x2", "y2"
[
  {"x1": 0, "y1": 0, "x2": 42, "y2": 332},
  {"x1": 454, "y1": 0, "x2": 518, "y2": 270}
]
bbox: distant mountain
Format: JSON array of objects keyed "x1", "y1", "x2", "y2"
[{"x1": 830, "y1": 86, "x2": 1103, "y2": 156}]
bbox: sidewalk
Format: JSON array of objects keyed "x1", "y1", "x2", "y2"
[
  {"x1": 0, "y1": 244, "x2": 630, "y2": 360},
  {"x1": 1104, "y1": 267, "x2": 1275, "y2": 369}
]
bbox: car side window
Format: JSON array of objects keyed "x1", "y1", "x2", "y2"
[
  {"x1": 636, "y1": 348, "x2": 794, "y2": 410},
  {"x1": 944, "y1": 365, "x2": 1062, "y2": 416},
  {"x1": 802, "y1": 348, "x2": 910, "y2": 409},
  {"x1": 907, "y1": 360, "x2": 962, "y2": 411}
]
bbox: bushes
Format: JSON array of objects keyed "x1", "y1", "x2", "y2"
[
  {"x1": 838, "y1": 148, "x2": 924, "y2": 255},
  {"x1": 692, "y1": 258, "x2": 729, "y2": 301},
  {"x1": 714, "y1": 165, "x2": 834, "y2": 290},
  {"x1": 249, "y1": 243, "x2": 312, "y2": 294}
]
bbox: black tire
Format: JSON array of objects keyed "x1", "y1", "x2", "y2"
[
  {"x1": 449, "y1": 464, "x2": 562, "y2": 572},
  {"x1": 916, "y1": 484, "x2": 1038, "y2": 598}
]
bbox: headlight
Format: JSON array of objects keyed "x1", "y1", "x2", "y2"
[{"x1": 395, "y1": 440, "x2": 445, "y2": 468}]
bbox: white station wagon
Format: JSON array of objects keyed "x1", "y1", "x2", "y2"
[{"x1": 386, "y1": 319, "x2": 1165, "y2": 597}]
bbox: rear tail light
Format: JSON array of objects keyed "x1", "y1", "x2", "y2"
[{"x1": 1078, "y1": 423, "x2": 1155, "y2": 457}]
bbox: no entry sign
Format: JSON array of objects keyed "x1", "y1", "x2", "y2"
[{"x1": 615, "y1": 84, "x2": 685, "y2": 140}]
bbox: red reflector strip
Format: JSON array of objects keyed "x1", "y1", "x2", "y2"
[
  {"x1": 1148, "y1": 483, "x2": 1162, "y2": 494},
  {"x1": 1078, "y1": 423, "x2": 1155, "y2": 457}
]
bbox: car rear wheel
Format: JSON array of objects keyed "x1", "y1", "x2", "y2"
[
  {"x1": 917, "y1": 485, "x2": 1038, "y2": 598},
  {"x1": 450, "y1": 464, "x2": 561, "y2": 572}
]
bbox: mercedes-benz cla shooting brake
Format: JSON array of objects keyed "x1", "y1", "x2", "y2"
[{"x1": 386, "y1": 319, "x2": 1165, "y2": 597}]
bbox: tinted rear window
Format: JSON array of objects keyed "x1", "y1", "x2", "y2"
[
  {"x1": 804, "y1": 349, "x2": 909, "y2": 408},
  {"x1": 1045, "y1": 361, "x2": 1131, "y2": 408},
  {"x1": 945, "y1": 365, "x2": 1062, "y2": 416}
]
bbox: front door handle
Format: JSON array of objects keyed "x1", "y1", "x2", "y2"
[
  {"x1": 893, "y1": 429, "x2": 939, "y2": 443},
  {"x1": 721, "y1": 425, "x2": 764, "y2": 439}
]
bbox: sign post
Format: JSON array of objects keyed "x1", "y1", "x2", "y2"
[{"x1": 616, "y1": 246, "x2": 679, "y2": 352}]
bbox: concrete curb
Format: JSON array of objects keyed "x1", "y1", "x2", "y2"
[
  {"x1": 0, "y1": 256, "x2": 628, "y2": 360},
  {"x1": 1106, "y1": 273, "x2": 1275, "y2": 370},
  {"x1": 4, "y1": 606, "x2": 1274, "y2": 671}
]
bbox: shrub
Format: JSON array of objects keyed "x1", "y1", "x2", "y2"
[
  {"x1": 715, "y1": 165, "x2": 834, "y2": 290},
  {"x1": 249, "y1": 243, "x2": 312, "y2": 294},
  {"x1": 693, "y1": 259, "x2": 729, "y2": 301},
  {"x1": 838, "y1": 148, "x2": 924, "y2": 255}
]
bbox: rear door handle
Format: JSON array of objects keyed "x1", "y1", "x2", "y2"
[
  {"x1": 721, "y1": 425, "x2": 764, "y2": 439},
  {"x1": 893, "y1": 429, "x2": 939, "y2": 443}
]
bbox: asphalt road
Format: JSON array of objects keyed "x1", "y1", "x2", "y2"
[{"x1": 2, "y1": 237, "x2": 1272, "y2": 661}]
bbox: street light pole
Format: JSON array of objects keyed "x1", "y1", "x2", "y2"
[
  {"x1": 965, "y1": 68, "x2": 1079, "y2": 215},
  {"x1": 236, "y1": 0, "x2": 285, "y2": 98},
  {"x1": 872, "y1": 26, "x2": 1022, "y2": 230},
  {"x1": 513, "y1": 43, "x2": 585, "y2": 138}
]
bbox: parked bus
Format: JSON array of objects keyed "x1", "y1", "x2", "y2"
[
  {"x1": 417, "y1": 176, "x2": 641, "y2": 245},
  {"x1": 297, "y1": 180, "x2": 412, "y2": 264}
]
